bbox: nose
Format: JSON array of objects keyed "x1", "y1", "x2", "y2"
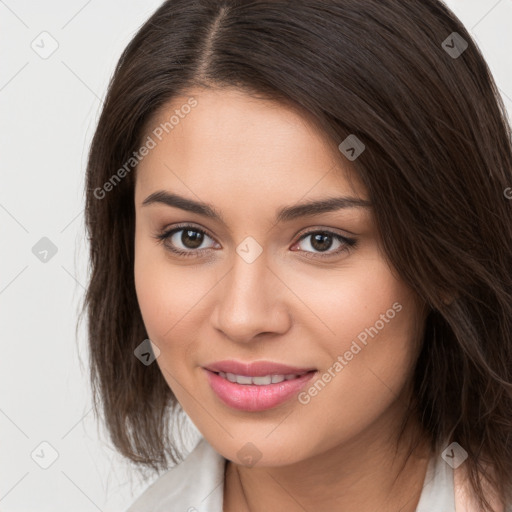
[{"x1": 211, "y1": 252, "x2": 292, "y2": 343}]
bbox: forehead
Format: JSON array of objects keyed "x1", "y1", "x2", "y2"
[{"x1": 135, "y1": 87, "x2": 368, "y2": 211}]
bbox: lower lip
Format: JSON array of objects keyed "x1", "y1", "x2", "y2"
[{"x1": 203, "y1": 368, "x2": 317, "y2": 411}]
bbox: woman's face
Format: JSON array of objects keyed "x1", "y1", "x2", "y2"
[{"x1": 134, "y1": 87, "x2": 426, "y2": 466}]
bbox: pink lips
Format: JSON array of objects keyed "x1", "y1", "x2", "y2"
[
  {"x1": 202, "y1": 359, "x2": 317, "y2": 412},
  {"x1": 204, "y1": 359, "x2": 316, "y2": 376}
]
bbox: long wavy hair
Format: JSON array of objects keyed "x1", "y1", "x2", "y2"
[{"x1": 79, "y1": 1, "x2": 512, "y2": 510}]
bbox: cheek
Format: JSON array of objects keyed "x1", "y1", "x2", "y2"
[
  {"x1": 134, "y1": 256, "x2": 205, "y2": 398},
  {"x1": 278, "y1": 254, "x2": 417, "y2": 352},
  {"x1": 133, "y1": 238, "x2": 216, "y2": 357},
  {"x1": 292, "y1": 271, "x2": 422, "y2": 453},
  {"x1": 281, "y1": 256, "x2": 422, "y2": 408}
]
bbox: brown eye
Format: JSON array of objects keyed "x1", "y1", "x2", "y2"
[
  {"x1": 180, "y1": 229, "x2": 204, "y2": 249},
  {"x1": 155, "y1": 225, "x2": 218, "y2": 258},
  {"x1": 309, "y1": 232, "x2": 334, "y2": 252},
  {"x1": 292, "y1": 230, "x2": 358, "y2": 259}
]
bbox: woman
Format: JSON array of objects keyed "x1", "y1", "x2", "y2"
[{"x1": 81, "y1": 1, "x2": 512, "y2": 510}]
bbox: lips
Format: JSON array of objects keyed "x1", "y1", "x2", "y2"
[
  {"x1": 203, "y1": 368, "x2": 317, "y2": 411},
  {"x1": 203, "y1": 359, "x2": 316, "y2": 377},
  {"x1": 202, "y1": 359, "x2": 318, "y2": 411}
]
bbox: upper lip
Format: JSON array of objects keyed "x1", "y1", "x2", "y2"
[{"x1": 204, "y1": 359, "x2": 316, "y2": 377}]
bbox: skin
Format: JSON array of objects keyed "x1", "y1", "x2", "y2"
[{"x1": 134, "y1": 87, "x2": 431, "y2": 512}]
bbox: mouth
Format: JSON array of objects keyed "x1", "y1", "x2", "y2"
[
  {"x1": 208, "y1": 369, "x2": 315, "y2": 385},
  {"x1": 203, "y1": 359, "x2": 317, "y2": 377},
  {"x1": 203, "y1": 368, "x2": 318, "y2": 412}
]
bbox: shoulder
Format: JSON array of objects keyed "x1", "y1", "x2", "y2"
[
  {"x1": 454, "y1": 461, "x2": 506, "y2": 512},
  {"x1": 126, "y1": 437, "x2": 227, "y2": 512}
]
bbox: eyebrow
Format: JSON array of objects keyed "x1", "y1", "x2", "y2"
[{"x1": 142, "y1": 191, "x2": 372, "y2": 224}]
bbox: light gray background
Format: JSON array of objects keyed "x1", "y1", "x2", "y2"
[{"x1": 1, "y1": 1, "x2": 511, "y2": 510}]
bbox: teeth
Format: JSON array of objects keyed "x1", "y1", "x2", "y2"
[{"x1": 218, "y1": 371, "x2": 304, "y2": 385}]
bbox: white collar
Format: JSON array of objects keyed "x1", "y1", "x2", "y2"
[
  {"x1": 415, "y1": 448, "x2": 455, "y2": 512},
  {"x1": 127, "y1": 437, "x2": 226, "y2": 512}
]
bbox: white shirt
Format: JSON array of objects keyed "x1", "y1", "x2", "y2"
[{"x1": 126, "y1": 436, "x2": 500, "y2": 512}]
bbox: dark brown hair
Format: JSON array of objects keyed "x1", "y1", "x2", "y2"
[{"x1": 80, "y1": 1, "x2": 512, "y2": 509}]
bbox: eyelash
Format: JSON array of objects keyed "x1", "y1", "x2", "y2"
[{"x1": 153, "y1": 223, "x2": 358, "y2": 260}]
